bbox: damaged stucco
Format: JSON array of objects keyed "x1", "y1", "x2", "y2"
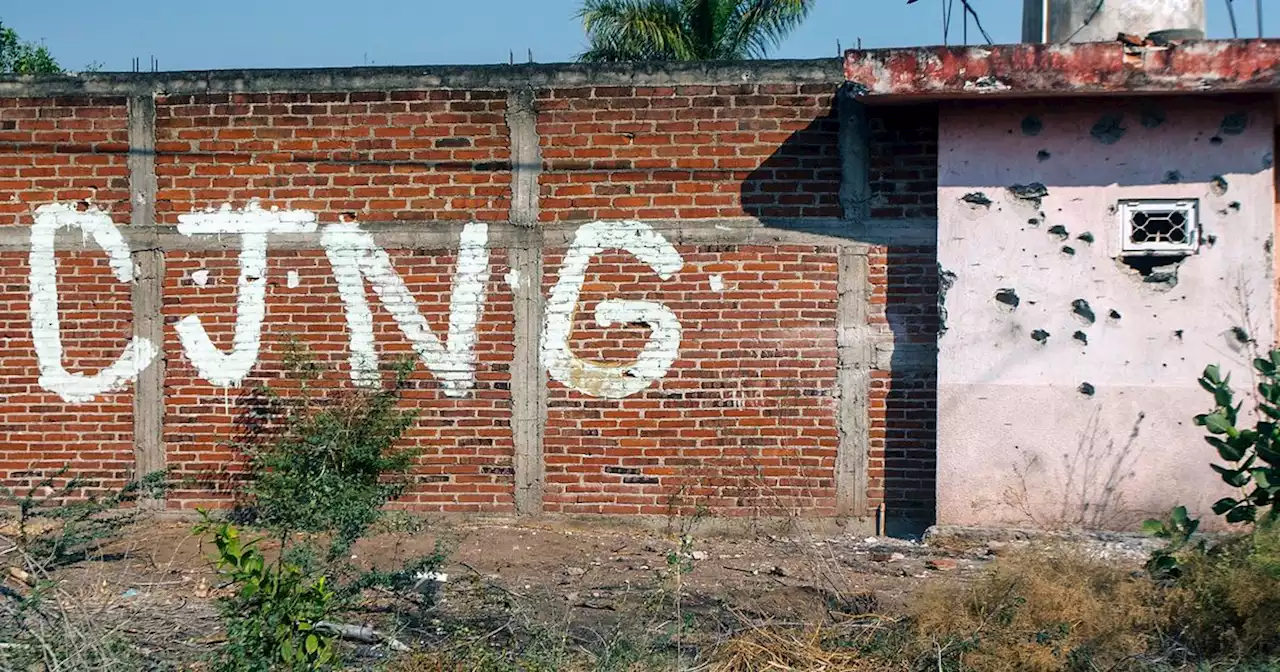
[
  {"x1": 937, "y1": 96, "x2": 1276, "y2": 530},
  {"x1": 843, "y1": 39, "x2": 1280, "y2": 102}
]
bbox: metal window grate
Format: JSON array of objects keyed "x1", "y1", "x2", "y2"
[{"x1": 1119, "y1": 199, "x2": 1199, "y2": 256}]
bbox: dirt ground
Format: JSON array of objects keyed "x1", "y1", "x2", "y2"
[{"x1": 24, "y1": 516, "x2": 1158, "y2": 668}]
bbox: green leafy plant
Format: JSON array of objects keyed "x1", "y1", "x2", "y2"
[
  {"x1": 1194, "y1": 359, "x2": 1280, "y2": 525},
  {"x1": 1142, "y1": 505, "x2": 1203, "y2": 581},
  {"x1": 197, "y1": 515, "x2": 336, "y2": 672}
]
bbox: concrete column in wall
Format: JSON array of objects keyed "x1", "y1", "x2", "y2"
[
  {"x1": 836, "y1": 250, "x2": 873, "y2": 519},
  {"x1": 506, "y1": 87, "x2": 548, "y2": 515},
  {"x1": 838, "y1": 84, "x2": 872, "y2": 224},
  {"x1": 127, "y1": 94, "x2": 165, "y2": 509},
  {"x1": 835, "y1": 81, "x2": 875, "y2": 519}
]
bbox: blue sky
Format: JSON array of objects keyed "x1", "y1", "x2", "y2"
[{"x1": 2, "y1": 1, "x2": 1275, "y2": 72}]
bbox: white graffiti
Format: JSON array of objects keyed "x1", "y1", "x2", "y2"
[
  {"x1": 322, "y1": 220, "x2": 491, "y2": 394},
  {"x1": 542, "y1": 220, "x2": 684, "y2": 399},
  {"x1": 28, "y1": 203, "x2": 160, "y2": 403},
  {"x1": 175, "y1": 202, "x2": 318, "y2": 387},
  {"x1": 29, "y1": 204, "x2": 688, "y2": 402}
]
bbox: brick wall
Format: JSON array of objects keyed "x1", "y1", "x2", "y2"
[
  {"x1": 0, "y1": 249, "x2": 135, "y2": 496},
  {"x1": 537, "y1": 84, "x2": 841, "y2": 221},
  {"x1": 542, "y1": 245, "x2": 839, "y2": 516},
  {"x1": 0, "y1": 69, "x2": 939, "y2": 527},
  {"x1": 155, "y1": 91, "x2": 510, "y2": 223},
  {"x1": 0, "y1": 96, "x2": 130, "y2": 226}
]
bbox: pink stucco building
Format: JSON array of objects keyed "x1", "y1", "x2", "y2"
[{"x1": 845, "y1": 38, "x2": 1280, "y2": 530}]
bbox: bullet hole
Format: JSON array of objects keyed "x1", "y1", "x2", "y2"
[
  {"x1": 1031, "y1": 329, "x2": 1050, "y2": 343},
  {"x1": 1073, "y1": 331, "x2": 1089, "y2": 345},
  {"x1": 994, "y1": 288, "x2": 1020, "y2": 309},
  {"x1": 1266, "y1": 236, "x2": 1273, "y2": 254},
  {"x1": 1037, "y1": 150, "x2": 1051, "y2": 162},
  {"x1": 1048, "y1": 225, "x2": 1069, "y2": 240},
  {"x1": 1204, "y1": 234, "x2": 1217, "y2": 247},
  {"x1": 1028, "y1": 217, "x2": 1041, "y2": 226},
  {"x1": 1119, "y1": 256, "x2": 1182, "y2": 290},
  {"x1": 1078, "y1": 382, "x2": 1096, "y2": 396},
  {"x1": 938, "y1": 265, "x2": 958, "y2": 337},
  {"x1": 1021, "y1": 116, "x2": 1044, "y2": 136},
  {"x1": 1220, "y1": 112, "x2": 1248, "y2": 136},
  {"x1": 1109, "y1": 309, "x2": 1122, "y2": 320},
  {"x1": 1072, "y1": 299, "x2": 1096, "y2": 324},
  {"x1": 1008, "y1": 182, "x2": 1049, "y2": 207},
  {"x1": 1209, "y1": 136, "x2": 1224, "y2": 146},
  {"x1": 961, "y1": 192, "x2": 992, "y2": 207},
  {"x1": 1162, "y1": 170, "x2": 1181, "y2": 184},
  {"x1": 1229, "y1": 201, "x2": 1241, "y2": 211},
  {"x1": 1231, "y1": 326, "x2": 1251, "y2": 344},
  {"x1": 1077, "y1": 232, "x2": 1094, "y2": 244},
  {"x1": 1210, "y1": 175, "x2": 1229, "y2": 196},
  {"x1": 1174, "y1": 329, "x2": 1184, "y2": 340},
  {"x1": 1061, "y1": 245, "x2": 1076, "y2": 256},
  {"x1": 1091, "y1": 114, "x2": 1126, "y2": 145},
  {"x1": 1140, "y1": 108, "x2": 1165, "y2": 128}
]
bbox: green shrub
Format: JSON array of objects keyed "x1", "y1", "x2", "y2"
[
  {"x1": 197, "y1": 340, "x2": 443, "y2": 669},
  {"x1": 236, "y1": 342, "x2": 421, "y2": 562},
  {"x1": 1193, "y1": 358, "x2": 1280, "y2": 524}
]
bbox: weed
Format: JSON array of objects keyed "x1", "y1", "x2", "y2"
[
  {"x1": 0, "y1": 468, "x2": 166, "y2": 671},
  {"x1": 1143, "y1": 505, "x2": 1204, "y2": 581},
  {"x1": 0, "y1": 467, "x2": 166, "y2": 575}
]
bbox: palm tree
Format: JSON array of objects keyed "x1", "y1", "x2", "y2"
[{"x1": 578, "y1": 0, "x2": 814, "y2": 62}]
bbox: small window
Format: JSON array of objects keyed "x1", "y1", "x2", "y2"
[{"x1": 1118, "y1": 199, "x2": 1199, "y2": 256}]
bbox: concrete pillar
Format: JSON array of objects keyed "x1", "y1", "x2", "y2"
[
  {"x1": 1023, "y1": 0, "x2": 1205, "y2": 43},
  {"x1": 127, "y1": 94, "x2": 165, "y2": 509},
  {"x1": 505, "y1": 87, "x2": 547, "y2": 516}
]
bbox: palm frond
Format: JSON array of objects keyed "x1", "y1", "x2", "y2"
[
  {"x1": 579, "y1": 0, "x2": 694, "y2": 61},
  {"x1": 726, "y1": 0, "x2": 814, "y2": 59}
]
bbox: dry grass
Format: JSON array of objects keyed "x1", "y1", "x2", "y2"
[
  {"x1": 907, "y1": 548, "x2": 1160, "y2": 672},
  {"x1": 1161, "y1": 525, "x2": 1280, "y2": 659},
  {"x1": 707, "y1": 622, "x2": 896, "y2": 672}
]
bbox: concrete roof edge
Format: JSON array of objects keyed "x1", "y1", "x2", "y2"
[
  {"x1": 0, "y1": 58, "x2": 846, "y2": 97},
  {"x1": 843, "y1": 39, "x2": 1280, "y2": 101}
]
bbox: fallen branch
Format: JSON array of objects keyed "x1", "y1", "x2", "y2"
[{"x1": 315, "y1": 621, "x2": 410, "y2": 652}]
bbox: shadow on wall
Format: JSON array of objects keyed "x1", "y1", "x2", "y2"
[
  {"x1": 1001, "y1": 409, "x2": 1151, "y2": 530},
  {"x1": 738, "y1": 97, "x2": 942, "y2": 535}
]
